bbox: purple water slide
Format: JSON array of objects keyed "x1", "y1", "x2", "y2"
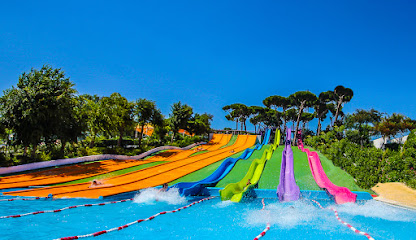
[
  {"x1": 298, "y1": 138, "x2": 357, "y2": 204},
  {"x1": 277, "y1": 128, "x2": 300, "y2": 202}
]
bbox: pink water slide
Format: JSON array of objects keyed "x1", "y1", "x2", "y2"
[{"x1": 298, "y1": 136, "x2": 357, "y2": 204}]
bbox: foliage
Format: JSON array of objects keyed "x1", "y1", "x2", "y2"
[
  {"x1": 332, "y1": 85, "x2": 354, "y2": 125},
  {"x1": 170, "y1": 101, "x2": 193, "y2": 140},
  {"x1": 0, "y1": 66, "x2": 214, "y2": 167},
  {"x1": 133, "y1": 98, "x2": 164, "y2": 147},
  {"x1": 289, "y1": 91, "x2": 317, "y2": 143},
  {"x1": 306, "y1": 128, "x2": 416, "y2": 189},
  {"x1": 223, "y1": 103, "x2": 251, "y2": 131},
  {"x1": 375, "y1": 113, "x2": 416, "y2": 147},
  {"x1": 0, "y1": 65, "x2": 80, "y2": 158},
  {"x1": 188, "y1": 113, "x2": 213, "y2": 136},
  {"x1": 77, "y1": 94, "x2": 106, "y2": 147},
  {"x1": 345, "y1": 109, "x2": 383, "y2": 147},
  {"x1": 100, "y1": 93, "x2": 135, "y2": 147},
  {"x1": 263, "y1": 95, "x2": 291, "y2": 129}
]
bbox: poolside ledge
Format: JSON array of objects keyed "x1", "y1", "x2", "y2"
[{"x1": 372, "y1": 182, "x2": 416, "y2": 210}]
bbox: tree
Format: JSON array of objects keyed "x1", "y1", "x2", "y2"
[
  {"x1": 170, "y1": 101, "x2": 193, "y2": 142},
  {"x1": 188, "y1": 113, "x2": 213, "y2": 136},
  {"x1": 249, "y1": 106, "x2": 265, "y2": 133},
  {"x1": 261, "y1": 109, "x2": 282, "y2": 129},
  {"x1": 223, "y1": 103, "x2": 250, "y2": 132},
  {"x1": 101, "y1": 93, "x2": 134, "y2": 147},
  {"x1": 285, "y1": 108, "x2": 298, "y2": 130},
  {"x1": 314, "y1": 91, "x2": 333, "y2": 136},
  {"x1": 77, "y1": 94, "x2": 106, "y2": 148},
  {"x1": 332, "y1": 85, "x2": 354, "y2": 125},
  {"x1": 300, "y1": 112, "x2": 315, "y2": 131},
  {"x1": 133, "y1": 98, "x2": 164, "y2": 147},
  {"x1": 344, "y1": 109, "x2": 383, "y2": 147},
  {"x1": 375, "y1": 114, "x2": 416, "y2": 147},
  {"x1": 289, "y1": 91, "x2": 317, "y2": 144},
  {"x1": 0, "y1": 65, "x2": 79, "y2": 158},
  {"x1": 263, "y1": 95, "x2": 291, "y2": 131}
]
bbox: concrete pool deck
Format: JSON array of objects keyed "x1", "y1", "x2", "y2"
[{"x1": 372, "y1": 182, "x2": 416, "y2": 210}]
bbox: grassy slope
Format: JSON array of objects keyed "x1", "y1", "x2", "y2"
[
  {"x1": 257, "y1": 146, "x2": 283, "y2": 189},
  {"x1": 256, "y1": 145, "x2": 370, "y2": 193},
  {"x1": 307, "y1": 147, "x2": 371, "y2": 193},
  {"x1": 55, "y1": 161, "x2": 165, "y2": 185},
  {"x1": 215, "y1": 145, "x2": 268, "y2": 188}
]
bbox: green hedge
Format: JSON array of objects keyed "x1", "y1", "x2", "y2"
[{"x1": 305, "y1": 127, "x2": 416, "y2": 189}]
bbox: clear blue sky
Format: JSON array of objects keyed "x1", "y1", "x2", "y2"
[{"x1": 1, "y1": 1, "x2": 415, "y2": 131}]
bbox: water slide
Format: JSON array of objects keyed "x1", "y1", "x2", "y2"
[
  {"x1": 276, "y1": 128, "x2": 300, "y2": 202},
  {"x1": 0, "y1": 141, "x2": 208, "y2": 175},
  {"x1": 219, "y1": 130, "x2": 280, "y2": 202},
  {"x1": 172, "y1": 129, "x2": 272, "y2": 196},
  {"x1": 4, "y1": 135, "x2": 256, "y2": 199},
  {"x1": 297, "y1": 133, "x2": 357, "y2": 204},
  {"x1": 0, "y1": 134, "x2": 229, "y2": 190}
]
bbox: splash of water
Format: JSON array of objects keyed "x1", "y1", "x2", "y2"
[
  {"x1": 212, "y1": 200, "x2": 235, "y2": 208},
  {"x1": 133, "y1": 188, "x2": 187, "y2": 205},
  {"x1": 334, "y1": 200, "x2": 416, "y2": 222},
  {"x1": 244, "y1": 200, "x2": 322, "y2": 229}
]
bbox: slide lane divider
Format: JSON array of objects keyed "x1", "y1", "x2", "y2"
[
  {"x1": 311, "y1": 200, "x2": 375, "y2": 240},
  {"x1": 0, "y1": 198, "x2": 133, "y2": 219},
  {"x1": 55, "y1": 196, "x2": 216, "y2": 240},
  {"x1": 253, "y1": 199, "x2": 270, "y2": 240}
]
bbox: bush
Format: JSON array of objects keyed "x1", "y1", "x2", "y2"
[{"x1": 305, "y1": 128, "x2": 416, "y2": 189}]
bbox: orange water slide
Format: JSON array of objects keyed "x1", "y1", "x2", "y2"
[
  {"x1": 0, "y1": 134, "x2": 227, "y2": 189},
  {"x1": 5, "y1": 135, "x2": 256, "y2": 199},
  {"x1": 140, "y1": 134, "x2": 230, "y2": 162},
  {"x1": 0, "y1": 160, "x2": 159, "y2": 190},
  {"x1": 160, "y1": 134, "x2": 232, "y2": 162}
]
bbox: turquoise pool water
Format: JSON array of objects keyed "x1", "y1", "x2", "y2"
[{"x1": 1, "y1": 188, "x2": 415, "y2": 240}]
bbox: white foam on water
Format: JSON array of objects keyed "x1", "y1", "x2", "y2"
[
  {"x1": 133, "y1": 188, "x2": 187, "y2": 205},
  {"x1": 334, "y1": 200, "x2": 416, "y2": 222},
  {"x1": 244, "y1": 200, "x2": 324, "y2": 229},
  {"x1": 212, "y1": 200, "x2": 235, "y2": 208}
]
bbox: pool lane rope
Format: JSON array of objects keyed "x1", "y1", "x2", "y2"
[
  {"x1": 311, "y1": 200, "x2": 375, "y2": 240},
  {"x1": 54, "y1": 196, "x2": 216, "y2": 240},
  {"x1": 0, "y1": 198, "x2": 133, "y2": 219},
  {"x1": 0, "y1": 196, "x2": 51, "y2": 202},
  {"x1": 253, "y1": 198, "x2": 271, "y2": 240}
]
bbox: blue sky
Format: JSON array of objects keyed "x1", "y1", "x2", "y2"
[{"x1": 1, "y1": 1, "x2": 415, "y2": 131}]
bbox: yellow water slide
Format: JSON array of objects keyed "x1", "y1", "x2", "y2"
[
  {"x1": 0, "y1": 134, "x2": 229, "y2": 189},
  {"x1": 5, "y1": 135, "x2": 256, "y2": 199}
]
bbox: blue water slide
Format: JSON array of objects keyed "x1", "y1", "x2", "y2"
[{"x1": 171, "y1": 129, "x2": 272, "y2": 196}]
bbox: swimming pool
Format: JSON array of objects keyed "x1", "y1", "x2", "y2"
[{"x1": 1, "y1": 188, "x2": 415, "y2": 240}]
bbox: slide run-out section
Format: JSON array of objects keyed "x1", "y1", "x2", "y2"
[
  {"x1": 172, "y1": 129, "x2": 271, "y2": 196},
  {"x1": 219, "y1": 130, "x2": 280, "y2": 202},
  {"x1": 298, "y1": 134, "x2": 357, "y2": 204},
  {"x1": 4, "y1": 135, "x2": 256, "y2": 199}
]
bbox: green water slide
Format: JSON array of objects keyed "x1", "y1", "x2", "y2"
[{"x1": 219, "y1": 130, "x2": 280, "y2": 202}]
